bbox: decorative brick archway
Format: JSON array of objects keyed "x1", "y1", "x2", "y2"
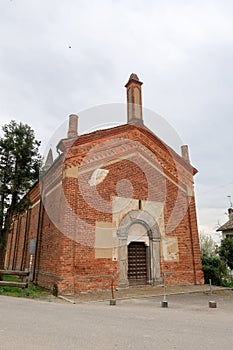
[{"x1": 117, "y1": 210, "x2": 161, "y2": 288}]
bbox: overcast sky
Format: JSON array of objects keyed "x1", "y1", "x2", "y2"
[{"x1": 0, "y1": 0, "x2": 233, "y2": 241}]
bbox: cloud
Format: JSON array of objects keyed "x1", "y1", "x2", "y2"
[{"x1": 0, "y1": 0, "x2": 232, "y2": 239}]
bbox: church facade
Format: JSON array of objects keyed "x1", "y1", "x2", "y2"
[{"x1": 4, "y1": 74, "x2": 204, "y2": 294}]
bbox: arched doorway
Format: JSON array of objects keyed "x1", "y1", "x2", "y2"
[{"x1": 117, "y1": 210, "x2": 161, "y2": 288}]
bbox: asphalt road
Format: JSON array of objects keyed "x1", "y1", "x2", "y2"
[{"x1": 0, "y1": 293, "x2": 232, "y2": 350}]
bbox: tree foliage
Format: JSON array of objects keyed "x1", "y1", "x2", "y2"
[
  {"x1": 199, "y1": 231, "x2": 229, "y2": 285},
  {"x1": 219, "y1": 238, "x2": 233, "y2": 270},
  {"x1": 201, "y1": 255, "x2": 227, "y2": 285},
  {"x1": 199, "y1": 231, "x2": 217, "y2": 257},
  {"x1": 0, "y1": 120, "x2": 42, "y2": 253}
]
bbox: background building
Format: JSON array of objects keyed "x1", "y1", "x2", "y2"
[{"x1": 217, "y1": 208, "x2": 233, "y2": 239}]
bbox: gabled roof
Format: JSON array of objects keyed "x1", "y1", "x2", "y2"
[
  {"x1": 57, "y1": 122, "x2": 197, "y2": 175},
  {"x1": 217, "y1": 219, "x2": 233, "y2": 232}
]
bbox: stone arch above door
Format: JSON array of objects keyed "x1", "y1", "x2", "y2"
[
  {"x1": 117, "y1": 210, "x2": 161, "y2": 240},
  {"x1": 117, "y1": 210, "x2": 161, "y2": 288}
]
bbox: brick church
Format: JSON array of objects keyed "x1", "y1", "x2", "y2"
[{"x1": 5, "y1": 74, "x2": 204, "y2": 293}]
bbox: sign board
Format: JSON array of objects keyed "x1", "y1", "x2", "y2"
[{"x1": 29, "y1": 239, "x2": 36, "y2": 255}]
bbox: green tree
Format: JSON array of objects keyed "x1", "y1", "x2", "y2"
[
  {"x1": 201, "y1": 255, "x2": 227, "y2": 285},
  {"x1": 199, "y1": 231, "x2": 217, "y2": 257},
  {"x1": 199, "y1": 231, "x2": 228, "y2": 285},
  {"x1": 219, "y1": 238, "x2": 233, "y2": 270},
  {"x1": 0, "y1": 120, "x2": 42, "y2": 266}
]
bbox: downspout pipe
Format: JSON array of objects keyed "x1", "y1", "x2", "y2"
[
  {"x1": 187, "y1": 196, "x2": 197, "y2": 284},
  {"x1": 7, "y1": 221, "x2": 15, "y2": 269},
  {"x1": 12, "y1": 214, "x2": 21, "y2": 270},
  {"x1": 32, "y1": 179, "x2": 44, "y2": 282},
  {"x1": 20, "y1": 209, "x2": 30, "y2": 271}
]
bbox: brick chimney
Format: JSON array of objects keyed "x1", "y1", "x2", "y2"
[
  {"x1": 67, "y1": 114, "x2": 78, "y2": 138},
  {"x1": 181, "y1": 145, "x2": 190, "y2": 163},
  {"x1": 125, "y1": 73, "x2": 143, "y2": 125}
]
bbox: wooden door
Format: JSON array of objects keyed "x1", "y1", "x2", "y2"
[{"x1": 128, "y1": 242, "x2": 147, "y2": 285}]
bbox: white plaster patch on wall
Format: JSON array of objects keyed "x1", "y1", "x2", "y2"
[
  {"x1": 162, "y1": 236, "x2": 179, "y2": 262},
  {"x1": 63, "y1": 166, "x2": 79, "y2": 179},
  {"x1": 88, "y1": 168, "x2": 109, "y2": 186},
  {"x1": 112, "y1": 196, "x2": 139, "y2": 227},
  {"x1": 186, "y1": 185, "x2": 194, "y2": 197},
  {"x1": 112, "y1": 197, "x2": 165, "y2": 236},
  {"x1": 95, "y1": 222, "x2": 118, "y2": 260},
  {"x1": 112, "y1": 247, "x2": 118, "y2": 261},
  {"x1": 142, "y1": 200, "x2": 165, "y2": 236}
]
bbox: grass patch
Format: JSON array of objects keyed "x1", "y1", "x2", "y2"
[{"x1": 0, "y1": 275, "x2": 52, "y2": 299}]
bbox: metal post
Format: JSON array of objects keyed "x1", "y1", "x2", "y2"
[
  {"x1": 110, "y1": 276, "x2": 116, "y2": 305},
  {"x1": 209, "y1": 278, "x2": 217, "y2": 308},
  {"x1": 111, "y1": 278, "x2": 115, "y2": 299},
  {"x1": 161, "y1": 272, "x2": 168, "y2": 307},
  {"x1": 164, "y1": 272, "x2": 167, "y2": 301},
  {"x1": 27, "y1": 254, "x2": 33, "y2": 292}
]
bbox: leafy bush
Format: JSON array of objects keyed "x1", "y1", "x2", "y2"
[
  {"x1": 219, "y1": 238, "x2": 233, "y2": 270},
  {"x1": 201, "y1": 255, "x2": 227, "y2": 286},
  {"x1": 221, "y1": 278, "x2": 233, "y2": 288}
]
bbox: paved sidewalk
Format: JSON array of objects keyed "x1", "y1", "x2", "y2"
[{"x1": 62, "y1": 284, "x2": 232, "y2": 303}]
